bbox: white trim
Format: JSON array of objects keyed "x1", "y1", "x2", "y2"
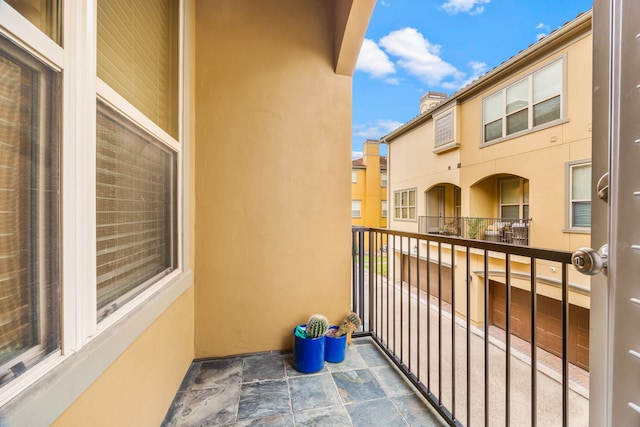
[
  {"x1": 0, "y1": 1, "x2": 63, "y2": 69},
  {"x1": 97, "y1": 80, "x2": 180, "y2": 153},
  {"x1": 0, "y1": 271, "x2": 192, "y2": 426}
]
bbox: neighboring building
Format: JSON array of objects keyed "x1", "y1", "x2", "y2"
[
  {"x1": 352, "y1": 140, "x2": 388, "y2": 229},
  {"x1": 383, "y1": 11, "x2": 592, "y2": 371},
  {"x1": 0, "y1": 1, "x2": 375, "y2": 425}
]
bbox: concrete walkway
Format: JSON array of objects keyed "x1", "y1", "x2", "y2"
[{"x1": 363, "y1": 278, "x2": 589, "y2": 426}]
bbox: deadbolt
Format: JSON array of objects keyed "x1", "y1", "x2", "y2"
[{"x1": 571, "y1": 244, "x2": 608, "y2": 276}]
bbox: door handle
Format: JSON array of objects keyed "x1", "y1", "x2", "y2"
[
  {"x1": 571, "y1": 244, "x2": 608, "y2": 276},
  {"x1": 597, "y1": 172, "x2": 609, "y2": 202}
]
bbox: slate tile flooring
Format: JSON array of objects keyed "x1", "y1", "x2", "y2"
[{"x1": 162, "y1": 337, "x2": 445, "y2": 426}]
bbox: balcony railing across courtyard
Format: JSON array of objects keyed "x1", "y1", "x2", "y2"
[
  {"x1": 351, "y1": 227, "x2": 587, "y2": 427},
  {"x1": 418, "y1": 216, "x2": 531, "y2": 246}
]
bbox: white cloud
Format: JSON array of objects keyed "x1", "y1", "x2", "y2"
[
  {"x1": 354, "y1": 120, "x2": 404, "y2": 139},
  {"x1": 441, "y1": 0, "x2": 490, "y2": 15},
  {"x1": 536, "y1": 23, "x2": 551, "y2": 40},
  {"x1": 352, "y1": 151, "x2": 363, "y2": 160},
  {"x1": 380, "y1": 0, "x2": 390, "y2": 6},
  {"x1": 385, "y1": 77, "x2": 400, "y2": 85},
  {"x1": 379, "y1": 28, "x2": 463, "y2": 87},
  {"x1": 356, "y1": 38, "x2": 396, "y2": 78},
  {"x1": 441, "y1": 60, "x2": 487, "y2": 90}
]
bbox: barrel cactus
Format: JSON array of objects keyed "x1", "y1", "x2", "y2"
[
  {"x1": 305, "y1": 314, "x2": 329, "y2": 338},
  {"x1": 336, "y1": 312, "x2": 362, "y2": 342}
]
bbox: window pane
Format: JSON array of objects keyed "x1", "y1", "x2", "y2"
[
  {"x1": 409, "y1": 190, "x2": 415, "y2": 206},
  {"x1": 382, "y1": 200, "x2": 387, "y2": 218},
  {"x1": 8, "y1": 0, "x2": 61, "y2": 43},
  {"x1": 507, "y1": 109, "x2": 528, "y2": 135},
  {"x1": 501, "y1": 179, "x2": 521, "y2": 204},
  {"x1": 381, "y1": 172, "x2": 387, "y2": 187},
  {"x1": 483, "y1": 92, "x2": 503, "y2": 123},
  {"x1": 96, "y1": 103, "x2": 177, "y2": 320},
  {"x1": 523, "y1": 180, "x2": 529, "y2": 203},
  {"x1": 501, "y1": 205, "x2": 520, "y2": 219},
  {"x1": 523, "y1": 205, "x2": 529, "y2": 219},
  {"x1": 409, "y1": 207, "x2": 416, "y2": 219},
  {"x1": 506, "y1": 80, "x2": 528, "y2": 114},
  {"x1": 484, "y1": 119, "x2": 502, "y2": 142},
  {"x1": 533, "y1": 95, "x2": 561, "y2": 126},
  {"x1": 572, "y1": 164, "x2": 591, "y2": 200},
  {"x1": 533, "y1": 61, "x2": 562, "y2": 103},
  {"x1": 97, "y1": 0, "x2": 179, "y2": 138},
  {"x1": 573, "y1": 202, "x2": 591, "y2": 227},
  {"x1": 0, "y1": 36, "x2": 60, "y2": 386}
]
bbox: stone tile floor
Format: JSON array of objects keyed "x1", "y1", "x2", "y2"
[{"x1": 162, "y1": 337, "x2": 445, "y2": 426}]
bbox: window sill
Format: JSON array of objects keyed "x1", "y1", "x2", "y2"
[
  {"x1": 0, "y1": 270, "x2": 193, "y2": 427},
  {"x1": 433, "y1": 141, "x2": 460, "y2": 154},
  {"x1": 481, "y1": 117, "x2": 569, "y2": 148},
  {"x1": 563, "y1": 227, "x2": 591, "y2": 234}
]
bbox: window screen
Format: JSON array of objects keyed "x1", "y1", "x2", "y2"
[
  {"x1": 0, "y1": 35, "x2": 60, "y2": 386},
  {"x1": 96, "y1": 102, "x2": 177, "y2": 320}
]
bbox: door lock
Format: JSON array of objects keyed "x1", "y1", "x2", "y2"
[{"x1": 571, "y1": 244, "x2": 608, "y2": 276}]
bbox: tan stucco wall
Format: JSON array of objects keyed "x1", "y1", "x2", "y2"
[
  {"x1": 52, "y1": 286, "x2": 195, "y2": 427},
  {"x1": 194, "y1": 0, "x2": 354, "y2": 357}
]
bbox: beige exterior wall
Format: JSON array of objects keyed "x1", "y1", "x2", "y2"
[
  {"x1": 194, "y1": 0, "x2": 357, "y2": 357},
  {"x1": 52, "y1": 287, "x2": 195, "y2": 427}
]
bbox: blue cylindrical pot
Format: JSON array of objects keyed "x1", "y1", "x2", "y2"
[
  {"x1": 293, "y1": 325, "x2": 326, "y2": 373},
  {"x1": 325, "y1": 326, "x2": 347, "y2": 363}
]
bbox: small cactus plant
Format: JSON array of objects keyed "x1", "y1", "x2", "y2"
[
  {"x1": 335, "y1": 312, "x2": 362, "y2": 344},
  {"x1": 305, "y1": 314, "x2": 329, "y2": 338}
]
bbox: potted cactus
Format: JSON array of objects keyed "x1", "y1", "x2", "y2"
[
  {"x1": 293, "y1": 314, "x2": 328, "y2": 373},
  {"x1": 325, "y1": 312, "x2": 361, "y2": 363}
]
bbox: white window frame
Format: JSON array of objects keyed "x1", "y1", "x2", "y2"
[
  {"x1": 482, "y1": 57, "x2": 566, "y2": 146},
  {"x1": 381, "y1": 171, "x2": 387, "y2": 187},
  {"x1": 0, "y1": 1, "x2": 192, "y2": 421},
  {"x1": 565, "y1": 160, "x2": 592, "y2": 232},
  {"x1": 352, "y1": 170, "x2": 357, "y2": 183},
  {"x1": 381, "y1": 200, "x2": 388, "y2": 218},
  {"x1": 394, "y1": 188, "x2": 417, "y2": 221},
  {"x1": 352, "y1": 200, "x2": 362, "y2": 218}
]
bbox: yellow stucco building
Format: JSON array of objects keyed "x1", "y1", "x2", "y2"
[
  {"x1": 383, "y1": 11, "x2": 592, "y2": 371},
  {"x1": 0, "y1": 1, "x2": 375, "y2": 425},
  {"x1": 351, "y1": 140, "x2": 388, "y2": 229}
]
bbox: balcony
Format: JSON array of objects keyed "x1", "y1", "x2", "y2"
[
  {"x1": 418, "y1": 216, "x2": 531, "y2": 246},
  {"x1": 351, "y1": 227, "x2": 588, "y2": 426},
  {"x1": 163, "y1": 227, "x2": 586, "y2": 426}
]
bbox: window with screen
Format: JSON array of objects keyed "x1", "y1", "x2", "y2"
[
  {"x1": 0, "y1": 34, "x2": 60, "y2": 387},
  {"x1": 96, "y1": 103, "x2": 177, "y2": 321}
]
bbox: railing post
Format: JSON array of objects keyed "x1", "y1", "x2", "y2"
[{"x1": 368, "y1": 229, "x2": 375, "y2": 334}]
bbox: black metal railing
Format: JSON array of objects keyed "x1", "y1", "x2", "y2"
[
  {"x1": 418, "y1": 216, "x2": 531, "y2": 246},
  {"x1": 351, "y1": 227, "x2": 585, "y2": 427}
]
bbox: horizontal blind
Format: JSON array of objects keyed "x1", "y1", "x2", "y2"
[
  {"x1": 0, "y1": 36, "x2": 60, "y2": 386},
  {"x1": 96, "y1": 103, "x2": 176, "y2": 317},
  {"x1": 97, "y1": 0, "x2": 179, "y2": 138},
  {"x1": 0, "y1": 54, "x2": 32, "y2": 366}
]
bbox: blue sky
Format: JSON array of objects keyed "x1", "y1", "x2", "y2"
[{"x1": 352, "y1": 0, "x2": 593, "y2": 158}]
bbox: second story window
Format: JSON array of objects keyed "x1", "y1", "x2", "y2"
[
  {"x1": 394, "y1": 189, "x2": 416, "y2": 220},
  {"x1": 435, "y1": 111, "x2": 454, "y2": 147},
  {"x1": 381, "y1": 172, "x2": 387, "y2": 187},
  {"x1": 352, "y1": 170, "x2": 357, "y2": 183},
  {"x1": 483, "y1": 59, "x2": 563, "y2": 144},
  {"x1": 382, "y1": 200, "x2": 388, "y2": 218}
]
